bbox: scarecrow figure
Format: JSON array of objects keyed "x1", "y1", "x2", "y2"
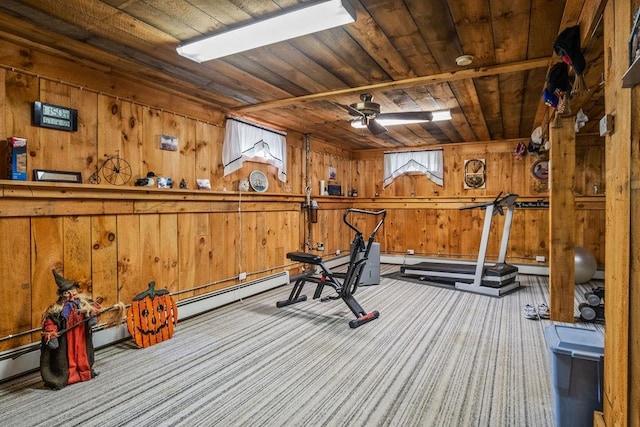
[
  {"x1": 544, "y1": 61, "x2": 572, "y2": 114},
  {"x1": 554, "y1": 25, "x2": 588, "y2": 95},
  {"x1": 542, "y1": 61, "x2": 575, "y2": 128},
  {"x1": 40, "y1": 270, "x2": 104, "y2": 390}
]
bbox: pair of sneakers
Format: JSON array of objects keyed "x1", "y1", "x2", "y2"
[{"x1": 524, "y1": 303, "x2": 550, "y2": 320}]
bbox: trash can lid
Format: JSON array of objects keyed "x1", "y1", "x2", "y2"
[{"x1": 544, "y1": 325, "x2": 604, "y2": 361}]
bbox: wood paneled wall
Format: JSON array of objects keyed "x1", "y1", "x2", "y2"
[
  {"x1": 0, "y1": 187, "x2": 302, "y2": 352},
  {"x1": 0, "y1": 38, "x2": 605, "y2": 359},
  {"x1": 350, "y1": 137, "x2": 605, "y2": 198}
]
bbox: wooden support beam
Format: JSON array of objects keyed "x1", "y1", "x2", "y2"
[
  {"x1": 234, "y1": 57, "x2": 552, "y2": 113},
  {"x1": 603, "y1": 1, "x2": 633, "y2": 425},
  {"x1": 548, "y1": 115, "x2": 576, "y2": 322}
]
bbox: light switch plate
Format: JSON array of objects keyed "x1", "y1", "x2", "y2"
[{"x1": 599, "y1": 114, "x2": 613, "y2": 136}]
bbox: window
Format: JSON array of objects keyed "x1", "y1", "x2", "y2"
[
  {"x1": 383, "y1": 149, "x2": 443, "y2": 187},
  {"x1": 222, "y1": 118, "x2": 287, "y2": 182}
]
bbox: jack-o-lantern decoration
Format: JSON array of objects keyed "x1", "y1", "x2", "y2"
[{"x1": 126, "y1": 281, "x2": 178, "y2": 348}]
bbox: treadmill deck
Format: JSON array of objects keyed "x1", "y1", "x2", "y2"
[{"x1": 400, "y1": 262, "x2": 518, "y2": 288}]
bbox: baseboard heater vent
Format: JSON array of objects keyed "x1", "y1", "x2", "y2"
[
  {"x1": 0, "y1": 271, "x2": 290, "y2": 383},
  {"x1": 177, "y1": 271, "x2": 290, "y2": 319}
]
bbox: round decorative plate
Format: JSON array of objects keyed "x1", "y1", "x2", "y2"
[
  {"x1": 249, "y1": 170, "x2": 269, "y2": 192},
  {"x1": 531, "y1": 159, "x2": 549, "y2": 181}
]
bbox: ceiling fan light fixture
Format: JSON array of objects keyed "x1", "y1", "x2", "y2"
[
  {"x1": 351, "y1": 118, "x2": 368, "y2": 129},
  {"x1": 177, "y1": 0, "x2": 356, "y2": 62},
  {"x1": 455, "y1": 54, "x2": 474, "y2": 67}
]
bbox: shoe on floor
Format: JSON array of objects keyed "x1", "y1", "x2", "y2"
[
  {"x1": 523, "y1": 304, "x2": 538, "y2": 320},
  {"x1": 537, "y1": 303, "x2": 550, "y2": 319}
]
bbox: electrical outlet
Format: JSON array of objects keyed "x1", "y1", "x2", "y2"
[
  {"x1": 407, "y1": 249, "x2": 415, "y2": 255},
  {"x1": 535, "y1": 256, "x2": 546, "y2": 262},
  {"x1": 335, "y1": 249, "x2": 340, "y2": 255},
  {"x1": 238, "y1": 272, "x2": 247, "y2": 280}
]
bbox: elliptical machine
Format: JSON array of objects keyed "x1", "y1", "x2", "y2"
[{"x1": 278, "y1": 208, "x2": 386, "y2": 328}]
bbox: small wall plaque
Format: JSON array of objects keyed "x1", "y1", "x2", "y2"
[
  {"x1": 33, "y1": 169, "x2": 82, "y2": 183},
  {"x1": 33, "y1": 102, "x2": 78, "y2": 132},
  {"x1": 463, "y1": 158, "x2": 486, "y2": 189}
]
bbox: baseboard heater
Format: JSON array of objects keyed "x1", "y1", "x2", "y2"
[
  {"x1": 0, "y1": 271, "x2": 290, "y2": 383},
  {"x1": 176, "y1": 271, "x2": 290, "y2": 319}
]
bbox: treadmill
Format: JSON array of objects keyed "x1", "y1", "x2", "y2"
[{"x1": 400, "y1": 193, "x2": 520, "y2": 297}]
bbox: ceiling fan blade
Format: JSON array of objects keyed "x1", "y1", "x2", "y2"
[
  {"x1": 332, "y1": 101, "x2": 365, "y2": 118},
  {"x1": 367, "y1": 119, "x2": 387, "y2": 135},
  {"x1": 376, "y1": 111, "x2": 433, "y2": 122}
]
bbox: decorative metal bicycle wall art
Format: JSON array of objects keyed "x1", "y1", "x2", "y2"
[{"x1": 89, "y1": 151, "x2": 132, "y2": 185}]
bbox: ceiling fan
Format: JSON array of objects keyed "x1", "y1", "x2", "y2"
[{"x1": 335, "y1": 94, "x2": 436, "y2": 136}]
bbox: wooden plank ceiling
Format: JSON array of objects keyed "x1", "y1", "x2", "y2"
[{"x1": 0, "y1": 0, "x2": 605, "y2": 151}]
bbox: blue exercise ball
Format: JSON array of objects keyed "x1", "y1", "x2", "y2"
[{"x1": 575, "y1": 246, "x2": 597, "y2": 284}]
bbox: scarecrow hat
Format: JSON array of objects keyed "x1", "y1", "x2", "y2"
[
  {"x1": 52, "y1": 269, "x2": 80, "y2": 295},
  {"x1": 553, "y1": 25, "x2": 586, "y2": 75}
]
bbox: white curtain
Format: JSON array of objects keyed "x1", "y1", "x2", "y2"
[
  {"x1": 383, "y1": 149, "x2": 444, "y2": 188},
  {"x1": 222, "y1": 118, "x2": 287, "y2": 182}
]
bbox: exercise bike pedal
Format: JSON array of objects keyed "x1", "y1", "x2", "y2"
[
  {"x1": 276, "y1": 295, "x2": 307, "y2": 308},
  {"x1": 348, "y1": 311, "x2": 380, "y2": 329}
]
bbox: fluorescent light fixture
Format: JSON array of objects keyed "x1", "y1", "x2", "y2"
[
  {"x1": 350, "y1": 110, "x2": 451, "y2": 128},
  {"x1": 177, "y1": 0, "x2": 356, "y2": 62},
  {"x1": 431, "y1": 110, "x2": 452, "y2": 121}
]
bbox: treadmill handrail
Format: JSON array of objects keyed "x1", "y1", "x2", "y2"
[{"x1": 459, "y1": 193, "x2": 519, "y2": 211}]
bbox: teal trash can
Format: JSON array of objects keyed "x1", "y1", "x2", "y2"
[{"x1": 544, "y1": 325, "x2": 604, "y2": 427}]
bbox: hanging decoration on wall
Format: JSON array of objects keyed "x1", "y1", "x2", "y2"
[
  {"x1": 160, "y1": 134, "x2": 178, "y2": 151},
  {"x1": 512, "y1": 141, "x2": 527, "y2": 160},
  {"x1": 543, "y1": 62, "x2": 572, "y2": 115},
  {"x1": 126, "y1": 281, "x2": 178, "y2": 348},
  {"x1": 531, "y1": 159, "x2": 549, "y2": 181},
  {"x1": 553, "y1": 25, "x2": 588, "y2": 96},
  {"x1": 249, "y1": 170, "x2": 269, "y2": 192},
  {"x1": 463, "y1": 159, "x2": 486, "y2": 189}
]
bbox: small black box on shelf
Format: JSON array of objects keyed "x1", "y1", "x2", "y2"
[{"x1": 328, "y1": 184, "x2": 341, "y2": 196}]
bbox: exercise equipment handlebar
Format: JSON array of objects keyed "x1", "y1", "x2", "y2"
[
  {"x1": 459, "y1": 192, "x2": 518, "y2": 214},
  {"x1": 342, "y1": 208, "x2": 387, "y2": 236}
]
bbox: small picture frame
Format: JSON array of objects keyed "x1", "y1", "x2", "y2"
[
  {"x1": 157, "y1": 177, "x2": 173, "y2": 188},
  {"x1": 160, "y1": 134, "x2": 178, "y2": 151},
  {"x1": 196, "y1": 178, "x2": 211, "y2": 190},
  {"x1": 328, "y1": 166, "x2": 337, "y2": 180},
  {"x1": 33, "y1": 169, "x2": 82, "y2": 183}
]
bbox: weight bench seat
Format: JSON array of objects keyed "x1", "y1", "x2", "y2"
[{"x1": 286, "y1": 252, "x2": 323, "y2": 264}]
